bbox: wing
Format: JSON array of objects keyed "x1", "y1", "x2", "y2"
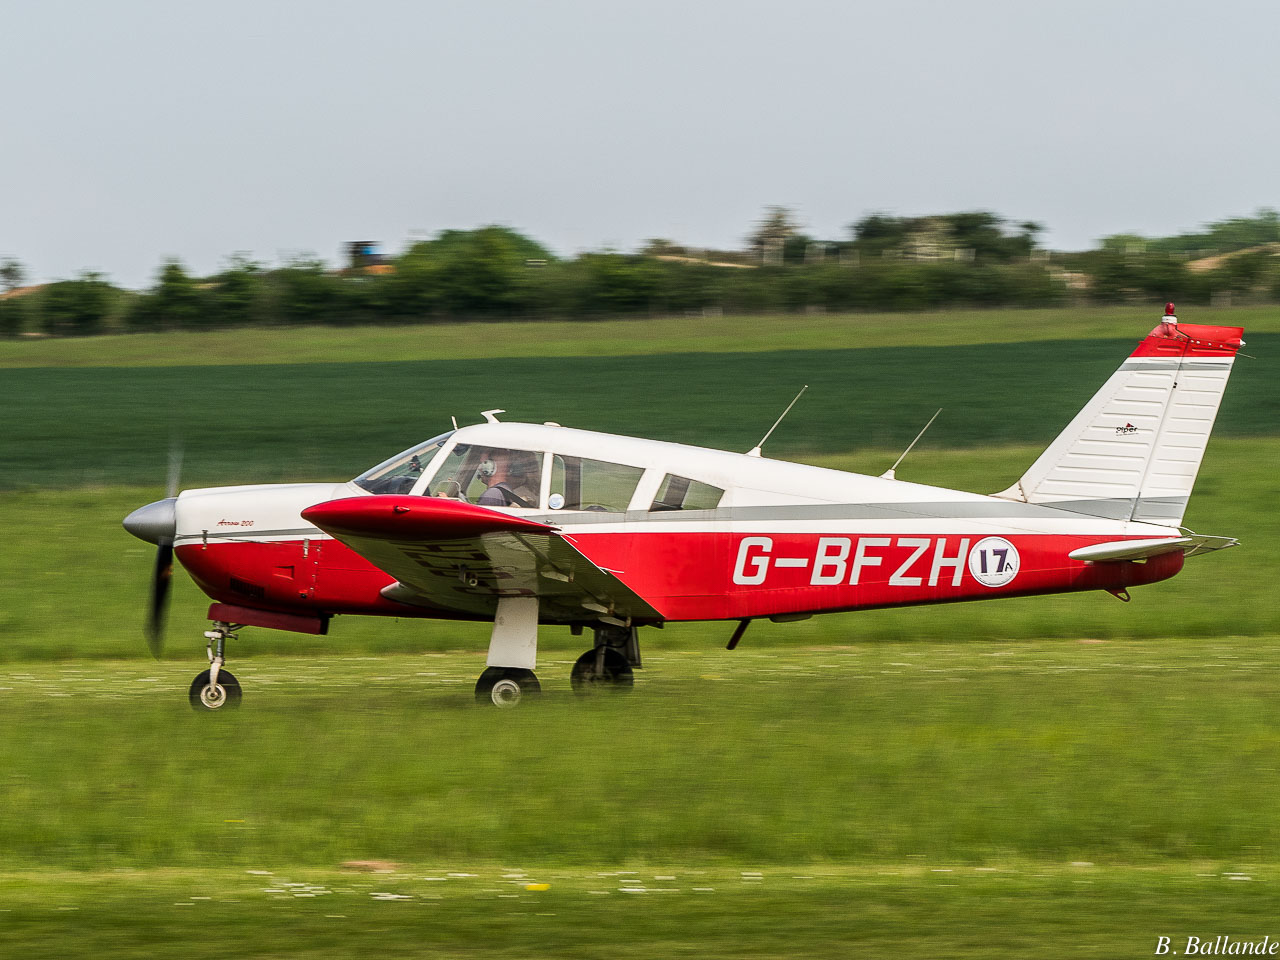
[{"x1": 301, "y1": 496, "x2": 664, "y2": 623}]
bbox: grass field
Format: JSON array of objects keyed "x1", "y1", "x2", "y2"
[
  {"x1": 1, "y1": 303, "x2": 1276, "y2": 369},
  {"x1": 7, "y1": 864, "x2": 1277, "y2": 959},
  {"x1": 2, "y1": 334, "x2": 1276, "y2": 491},
  {"x1": 2, "y1": 648, "x2": 1279, "y2": 957},
  {"x1": 3, "y1": 305, "x2": 1277, "y2": 956}
]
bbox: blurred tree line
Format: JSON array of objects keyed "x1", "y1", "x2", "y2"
[{"x1": 3, "y1": 209, "x2": 1280, "y2": 337}]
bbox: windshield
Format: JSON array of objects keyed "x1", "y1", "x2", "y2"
[{"x1": 353, "y1": 432, "x2": 455, "y2": 494}]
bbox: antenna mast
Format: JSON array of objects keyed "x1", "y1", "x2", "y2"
[
  {"x1": 747, "y1": 385, "x2": 808, "y2": 458},
  {"x1": 880, "y1": 408, "x2": 942, "y2": 480}
]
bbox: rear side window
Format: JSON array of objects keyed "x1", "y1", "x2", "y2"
[
  {"x1": 650, "y1": 474, "x2": 725, "y2": 512},
  {"x1": 550, "y1": 455, "x2": 644, "y2": 512}
]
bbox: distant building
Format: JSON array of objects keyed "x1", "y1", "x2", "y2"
[{"x1": 344, "y1": 241, "x2": 393, "y2": 276}]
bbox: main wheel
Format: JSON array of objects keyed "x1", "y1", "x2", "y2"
[
  {"x1": 571, "y1": 647, "x2": 634, "y2": 694},
  {"x1": 475, "y1": 667, "x2": 541, "y2": 708},
  {"x1": 188, "y1": 668, "x2": 242, "y2": 711}
]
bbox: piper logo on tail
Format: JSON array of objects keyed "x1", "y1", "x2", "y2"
[{"x1": 1116, "y1": 423, "x2": 1139, "y2": 435}]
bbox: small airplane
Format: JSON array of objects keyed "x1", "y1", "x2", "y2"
[{"x1": 124, "y1": 305, "x2": 1244, "y2": 709}]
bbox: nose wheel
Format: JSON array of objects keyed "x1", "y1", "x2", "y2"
[
  {"x1": 189, "y1": 668, "x2": 242, "y2": 710},
  {"x1": 190, "y1": 621, "x2": 243, "y2": 711}
]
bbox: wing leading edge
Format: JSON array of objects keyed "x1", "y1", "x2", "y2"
[{"x1": 301, "y1": 496, "x2": 664, "y2": 623}]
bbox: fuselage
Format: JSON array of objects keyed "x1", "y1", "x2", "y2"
[{"x1": 169, "y1": 422, "x2": 1183, "y2": 627}]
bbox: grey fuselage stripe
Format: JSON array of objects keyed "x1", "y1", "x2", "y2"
[
  {"x1": 531, "y1": 498, "x2": 1181, "y2": 526},
  {"x1": 175, "y1": 526, "x2": 319, "y2": 544},
  {"x1": 1119, "y1": 359, "x2": 1234, "y2": 371},
  {"x1": 1036, "y1": 496, "x2": 1187, "y2": 521}
]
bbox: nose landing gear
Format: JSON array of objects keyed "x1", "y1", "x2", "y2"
[{"x1": 189, "y1": 621, "x2": 243, "y2": 711}]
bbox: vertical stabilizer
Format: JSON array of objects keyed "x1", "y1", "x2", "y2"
[{"x1": 995, "y1": 310, "x2": 1244, "y2": 525}]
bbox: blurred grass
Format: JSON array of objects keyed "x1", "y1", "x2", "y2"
[
  {"x1": 2, "y1": 643, "x2": 1279, "y2": 870},
  {"x1": 3, "y1": 864, "x2": 1278, "y2": 959},
  {"x1": 1, "y1": 303, "x2": 1276, "y2": 369},
  {"x1": 2, "y1": 335, "x2": 1276, "y2": 490},
  {"x1": 0, "y1": 437, "x2": 1268, "y2": 664}
]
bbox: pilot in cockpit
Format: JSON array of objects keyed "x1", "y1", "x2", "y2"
[{"x1": 475, "y1": 450, "x2": 539, "y2": 508}]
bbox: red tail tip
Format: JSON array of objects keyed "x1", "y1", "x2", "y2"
[{"x1": 1164, "y1": 302, "x2": 1176, "y2": 317}]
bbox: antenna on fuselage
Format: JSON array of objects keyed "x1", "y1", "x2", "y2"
[
  {"x1": 747, "y1": 385, "x2": 808, "y2": 458},
  {"x1": 880, "y1": 408, "x2": 942, "y2": 480}
]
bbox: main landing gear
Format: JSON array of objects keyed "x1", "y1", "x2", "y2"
[
  {"x1": 471, "y1": 607, "x2": 643, "y2": 708},
  {"x1": 189, "y1": 621, "x2": 242, "y2": 711},
  {"x1": 570, "y1": 624, "x2": 638, "y2": 694},
  {"x1": 474, "y1": 667, "x2": 541, "y2": 707}
]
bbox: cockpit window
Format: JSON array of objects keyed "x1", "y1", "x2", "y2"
[
  {"x1": 650, "y1": 474, "x2": 724, "y2": 512},
  {"x1": 353, "y1": 432, "x2": 454, "y2": 494},
  {"x1": 427, "y1": 444, "x2": 544, "y2": 508},
  {"x1": 549, "y1": 455, "x2": 644, "y2": 512}
]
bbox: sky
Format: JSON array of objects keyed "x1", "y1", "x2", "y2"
[{"x1": 3, "y1": 0, "x2": 1278, "y2": 288}]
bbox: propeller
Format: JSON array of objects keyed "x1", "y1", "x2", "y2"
[
  {"x1": 145, "y1": 538, "x2": 174, "y2": 658},
  {"x1": 134, "y1": 444, "x2": 182, "y2": 658}
]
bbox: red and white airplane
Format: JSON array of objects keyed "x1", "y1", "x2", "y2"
[{"x1": 125, "y1": 306, "x2": 1243, "y2": 708}]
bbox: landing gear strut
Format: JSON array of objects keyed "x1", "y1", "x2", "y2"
[
  {"x1": 189, "y1": 621, "x2": 243, "y2": 711},
  {"x1": 571, "y1": 624, "x2": 640, "y2": 694}
]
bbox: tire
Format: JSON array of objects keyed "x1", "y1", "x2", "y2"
[
  {"x1": 188, "y1": 668, "x2": 242, "y2": 711},
  {"x1": 475, "y1": 667, "x2": 541, "y2": 708},
  {"x1": 570, "y1": 647, "x2": 634, "y2": 694}
]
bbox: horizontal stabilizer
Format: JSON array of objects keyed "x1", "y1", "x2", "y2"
[{"x1": 1069, "y1": 534, "x2": 1238, "y2": 563}]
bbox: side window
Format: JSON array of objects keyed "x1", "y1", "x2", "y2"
[
  {"x1": 428, "y1": 445, "x2": 543, "y2": 508},
  {"x1": 650, "y1": 474, "x2": 724, "y2": 512},
  {"x1": 549, "y1": 455, "x2": 644, "y2": 512}
]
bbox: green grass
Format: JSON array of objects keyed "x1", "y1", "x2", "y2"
[
  {"x1": 3, "y1": 335, "x2": 1276, "y2": 490},
  {"x1": 5, "y1": 646, "x2": 1280, "y2": 867},
  {"x1": 1, "y1": 303, "x2": 1276, "y2": 369},
  {"x1": 3, "y1": 646, "x2": 1280, "y2": 957},
  {"x1": 3, "y1": 865, "x2": 1278, "y2": 959}
]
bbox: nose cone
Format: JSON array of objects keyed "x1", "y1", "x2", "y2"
[{"x1": 123, "y1": 498, "x2": 177, "y2": 545}]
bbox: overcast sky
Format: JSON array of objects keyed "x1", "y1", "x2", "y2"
[{"x1": 3, "y1": 0, "x2": 1277, "y2": 287}]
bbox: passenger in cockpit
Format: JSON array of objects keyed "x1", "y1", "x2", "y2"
[{"x1": 476, "y1": 450, "x2": 539, "y2": 508}]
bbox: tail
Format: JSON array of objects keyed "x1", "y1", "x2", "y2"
[{"x1": 994, "y1": 306, "x2": 1244, "y2": 525}]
